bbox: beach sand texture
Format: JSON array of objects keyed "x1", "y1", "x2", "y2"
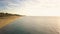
[{"x1": 0, "y1": 13, "x2": 21, "y2": 28}]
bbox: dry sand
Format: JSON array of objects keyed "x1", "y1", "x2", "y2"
[{"x1": 0, "y1": 16, "x2": 21, "y2": 28}]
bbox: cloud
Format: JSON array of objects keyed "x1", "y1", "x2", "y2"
[
  {"x1": 0, "y1": 0, "x2": 25, "y2": 12},
  {"x1": 0, "y1": 0, "x2": 60, "y2": 16},
  {"x1": 19, "y1": 0, "x2": 60, "y2": 16}
]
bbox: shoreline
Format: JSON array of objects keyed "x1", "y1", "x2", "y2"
[{"x1": 0, "y1": 16, "x2": 21, "y2": 28}]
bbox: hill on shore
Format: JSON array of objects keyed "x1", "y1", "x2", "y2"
[{"x1": 0, "y1": 12, "x2": 22, "y2": 17}]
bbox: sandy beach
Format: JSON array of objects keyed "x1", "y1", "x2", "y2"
[{"x1": 0, "y1": 16, "x2": 21, "y2": 28}]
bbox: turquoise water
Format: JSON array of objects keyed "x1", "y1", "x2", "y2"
[{"x1": 0, "y1": 16, "x2": 59, "y2": 34}]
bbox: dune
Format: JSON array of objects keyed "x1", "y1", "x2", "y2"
[{"x1": 0, "y1": 13, "x2": 22, "y2": 28}]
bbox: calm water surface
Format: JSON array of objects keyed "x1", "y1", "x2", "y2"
[{"x1": 0, "y1": 16, "x2": 59, "y2": 34}]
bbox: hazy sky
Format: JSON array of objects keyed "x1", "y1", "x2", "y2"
[{"x1": 0, "y1": 0, "x2": 60, "y2": 16}]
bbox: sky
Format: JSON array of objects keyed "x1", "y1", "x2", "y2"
[{"x1": 0, "y1": 0, "x2": 60, "y2": 16}]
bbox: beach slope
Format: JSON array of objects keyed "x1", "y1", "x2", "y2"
[{"x1": 0, "y1": 13, "x2": 22, "y2": 28}]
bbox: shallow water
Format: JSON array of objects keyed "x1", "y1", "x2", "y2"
[{"x1": 0, "y1": 16, "x2": 59, "y2": 34}]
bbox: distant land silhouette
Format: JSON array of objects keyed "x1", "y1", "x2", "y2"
[{"x1": 0, "y1": 12, "x2": 22, "y2": 17}]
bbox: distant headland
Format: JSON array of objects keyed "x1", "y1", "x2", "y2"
[{"x1": 0, "y1": 12, "x2": 22, "y2": 17}]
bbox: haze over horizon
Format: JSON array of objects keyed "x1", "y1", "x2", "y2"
[{"x1": 0, "y1": 0, "x2": 60, "y2": 16}]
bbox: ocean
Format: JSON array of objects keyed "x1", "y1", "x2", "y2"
[{"x1": 0, "y1": 16, "x2": 59, "y2": 34}]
